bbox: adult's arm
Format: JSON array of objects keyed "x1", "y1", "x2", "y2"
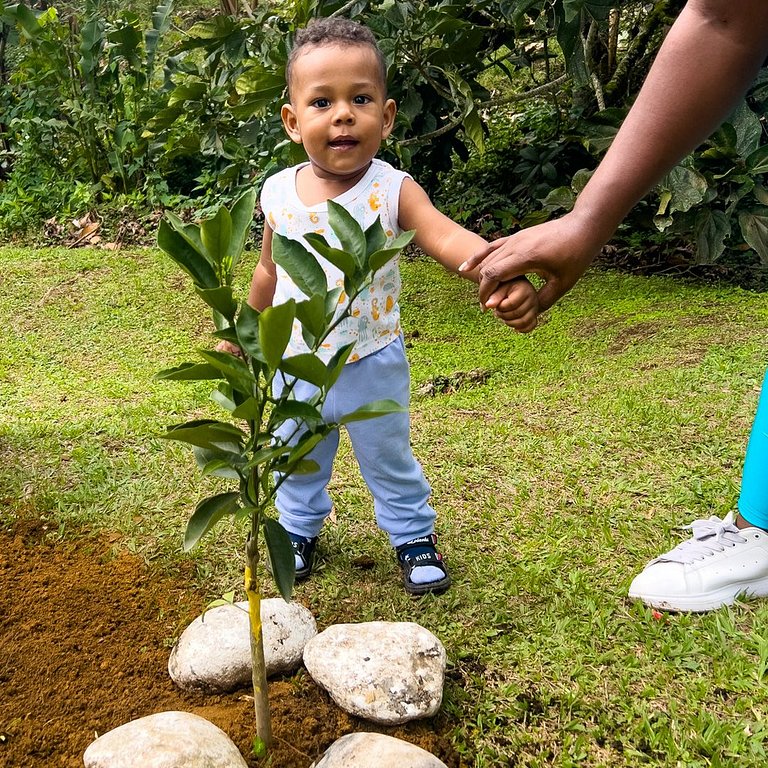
[{"x1": 463, "y1": 0, "x2": 768, "y2": 312}]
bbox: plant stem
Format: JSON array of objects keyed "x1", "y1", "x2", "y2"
[{"x1": 245, "y1": 536, "x2": 272, "y2": 750}]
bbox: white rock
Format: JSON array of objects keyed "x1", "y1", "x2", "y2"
[
  {"x1": 169, "y1": 598, "x2": 317, "y2": 692},
  {"x1": 83, "y1": 711, "x2": 247, "y2": 768},
  {"x1": 311, "y1": 732, "x2": 448, "y2": 768},
  {"x1": 303, "y1": 621, "x2": 446, "y2": 724}
]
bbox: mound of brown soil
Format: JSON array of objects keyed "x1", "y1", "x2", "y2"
[{"x1": 0, "y1": 517, "x2": 459, "y2": 767}]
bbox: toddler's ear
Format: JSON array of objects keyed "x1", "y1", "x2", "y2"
[
  {"x1": 281, "y1": 103, "x2": 302, "y2": 143},
  {"x1": 381, "y1": 98, "x2": 397, "y2": 140}
]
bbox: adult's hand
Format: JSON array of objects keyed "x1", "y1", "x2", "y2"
[{"x1": 462, "y1": 210, "x2": 604, "y2": 313}]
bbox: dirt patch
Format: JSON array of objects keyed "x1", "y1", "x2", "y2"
[{"x1": 0, "y1": 517, "x2": 459, "y2": 767}]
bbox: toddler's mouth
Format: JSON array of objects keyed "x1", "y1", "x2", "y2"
[{"x1": 329, "y1": 137, "x2": 359, "y2": 149}]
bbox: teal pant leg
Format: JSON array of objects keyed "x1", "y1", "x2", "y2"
[{"x1": 738, "y1": 370, "x2": 768, "y2": 528}]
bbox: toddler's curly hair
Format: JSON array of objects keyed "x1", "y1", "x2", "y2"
[{"x1": 286, "y1": 17, "x2": 387, "y2": 98}]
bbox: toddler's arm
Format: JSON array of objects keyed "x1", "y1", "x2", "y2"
[
  {"x1": 398, "y1": 178, "x2": 539, "y2": 331},
  {"x1": 398, "y1": 178, "x2": 486, "y2": 282}
]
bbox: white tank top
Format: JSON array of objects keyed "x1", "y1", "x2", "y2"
[{"x1": 261, "y1": 158, "x2": 410, "y2": 363}]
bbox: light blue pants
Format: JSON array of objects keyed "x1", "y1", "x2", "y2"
[
  {"x1": 274, "y1": 336, "x2": 436, "y2": 547},
  {"x1": 738, "y1": 370, "x2": 768, "y2": 528}
]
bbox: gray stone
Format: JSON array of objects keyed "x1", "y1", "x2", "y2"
[
  {"x1": 303, "y1": 621, "x2": 446, "y2": 724},
  {"x1": 169, "y1": 598, "x2": 316, "y2": 692},
  {"x1": 83, "y1": 711, "x2": 247, "y2": 768},
  {"x1": 311, "y1": 732, "x2": 448, "y2": 768}
]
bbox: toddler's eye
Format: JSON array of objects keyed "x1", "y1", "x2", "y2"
[
  {"x1": 353, "y1": 95, "x2": 372, "y2": 105},
  {"x1": 312, "y1": 98, "x2": 330, "y2": 108}
]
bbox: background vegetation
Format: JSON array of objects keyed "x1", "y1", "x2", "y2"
[
  {"x1": 2, "y1": 243, "x2": 767, "y2": 766},
  {"x1": 1, "y1": 0, "x2": 767, "y2": 281}
]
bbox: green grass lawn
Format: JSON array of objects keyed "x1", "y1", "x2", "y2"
[{"x1": 2, "y1": 244, "x2": 767, "y2": 767}]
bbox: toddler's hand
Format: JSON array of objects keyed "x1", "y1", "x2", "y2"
[
  {"x1": 484, "y1": 276, "x2": 540, "y2": 333},
  {"x1": 215, "y1": 339, "x2": 244, "y2": 358}
]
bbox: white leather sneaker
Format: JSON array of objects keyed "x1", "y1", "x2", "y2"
[{"x1": 628, "y1": 512, "x2": 768, "y2": 612}]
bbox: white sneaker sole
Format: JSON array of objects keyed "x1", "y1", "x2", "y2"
[{"x1": 629, "y1": 576, "x2": 768, "y2": 612}]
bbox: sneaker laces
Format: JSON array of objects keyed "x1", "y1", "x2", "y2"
[{"x1": 652, "y1": 515, "x2": 747, "y2": 565}]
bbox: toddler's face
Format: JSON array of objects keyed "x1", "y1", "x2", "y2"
[{"x1": 281, "y1": 43, "x2": 396, "y2": 184}]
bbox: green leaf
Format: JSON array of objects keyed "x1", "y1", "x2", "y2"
[
  {"x1": 325, "y1": 343, "x2": 355, "y2": 390},
  {"x1": 161, "y1": 419, "x2": 246, "y2": 451},
  {"x1": 155, "y1": 362, "x2": 223, "y2": 381},
  {"x1": 693, "y1": 208, "x2": 730, "y2": 265},
  {"x1": 462, "y1": 107, "x2": 485, "y2": 152},
  {"x1": 193, "y1": 445, "x2": 246, "y2": 475},
  {"x1": 658, "y1": 165, "x2": 708, "y2": 215},
  {"x1": 231, "y1": 396, "x2": 262, "y2": 420},
  {"x1": 259, "y1": 301, "x2": 296, "y2": 371},
  {"x1": 11, "y1": 3, "x2": 43, "y2": 37},
  {"x1": 746, "y1": 146, "x2": 768, "y2": 175},
  {"x1": 368, "y1": 230, "x2": 414, "y2": 272},
  {"x1": 243, "y1": 444, "x2": 291, "y2": 471},
  {"x1": 338, "y1": 398, "x2": 406, "y2": 424},
  {"x1": 199, "y1": 349, "x2": 255, "y2": 395},
  {"x1": 282, "y1": 431, "x2": 324, "y2": 466},
  {"x1": 157, "y1": 218, "x2": 218, "y2": 289},
  {"x1": 228, "y1": 189, "x2": 256, "y2": 275},
  {"x1": 304, "y1": 233, "x2": 357, "y2": 277},
  {"x1": 235, "y1": 303, "x2": 265, "y2": 362},
  {"x1": 200, "y1": 459, "x2": 241, "y2": 480},
  {"x1": 195, "y1": 286, "x2": 237, "y2": 321},
  {"x1": 295, "y1": 294, "x2": 328, "y2": 342},
  {"x1": 739, "y1": 209, "x2": 768, "y2": 266},
  {"x1": 364, "y1": 218, "x2": 387, "y2": 257},
  {"x1": 201, "y1": 205, "x2": 233, "y2": 279},
  {"x1": 271, "y1": 232, "x2": 328, "y2": 297},
  {"x1": 327, "y1": 199, "x2": 366, "y2": 268},
  {"x1": 270, "y1": 400, "x2": 324, "y2": 427},
  {"x1": 263, "y1": 518, "x2": 295, "y2": 601},
  {"x1": 280, "y1": 354, "x2": 329, "y2": 388},
  {"x1": 184, "y1": 492, "x2": 240, "y2": 551},
  {"x1": 729, "y1": 101, "x2": 762, "y2": 157}
]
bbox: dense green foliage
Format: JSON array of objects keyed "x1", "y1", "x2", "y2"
[{"x1": 1, "y1": 0, "x2": 767, "y2": 273}]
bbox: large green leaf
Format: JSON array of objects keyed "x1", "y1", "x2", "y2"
[
  {"x1": 739, "y1": 209, "x2": 768, "y2": 266},
  {"x1": 201, "y1": 205, "x2": 233, "y2": 278},
  {"x1": 155, "y1": 362, "x2": 223, "y2": 381},
  {"x1": 327, "y1": 199, "x2": 366, "y2": 269},
  {"x1": 279, "y1": 353, "x2": 329, "y2": 388},
  {"x1": 338, "y1": 399, "x2": 406, "y2": 424},
  {"x1": 157, "y1": 218, "x2": 218, "y2": 289},
  {"x1": 263, "y1": 518, "x2": 295, "y2": 601},
  {"x1": 161, "y1": 419, "x2": 246, "y2": 451},
  {"x1": 235, "y1": 303, "x2": 265, "y2": 361},
  {"x1": 195, "y1": 285, "x2": 237, "y2": 321},
  {"x1": 303, "y1": 233, "x2": 357, "y2": 277},
  {"x1": 184, "y1": 492, "x2": 240, "y2": 551},
  {"x1": 271, "y1": 232, "x2": 327, "y2": 298},
  {"x1": 228, "y1": 189, "x2": 257, "y2": 274},
  {"x1": 259, "y1": 301, "x2": 296, "y2": 371}
]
